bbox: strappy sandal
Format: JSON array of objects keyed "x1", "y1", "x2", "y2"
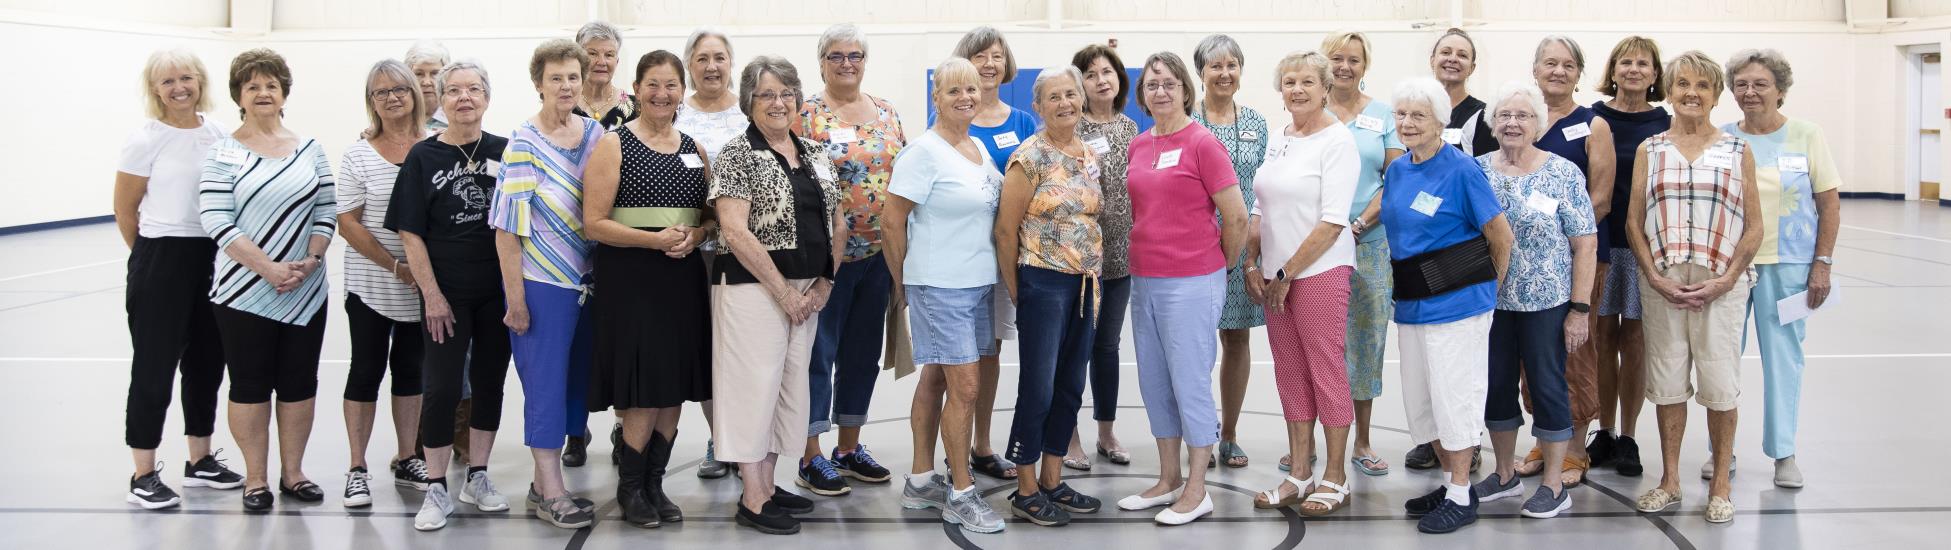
[
  {"x1": 1096, "y1": 445, "x2": 1131, "y2": 465},
  {"x1": 1513, "y1": 447, "x2": 1546, "y2": 477},
  {"x1": 970, "y1": 453, "x2": 1018, "y2": 480},
  {"x1": 1560, "y1": 455, "x2": 1591, "y2": 487},
  {"x1": 1352, "y1": 454, "x2": 1390, "y2": 476},
  {"x1": 1217, "y1": 441, "x2": 1249, "y2": 468},
  {"x1": 1062, "y1": 455, "x2": 1093, "y2": 471},
  {"x1": 1636, "y1": 488, "x2": 1682, "y2": 513},
  {"x1": 1255, "y1": 476, "x2": 1310, "y2": 509},
  {"x1": 1299, "y1": 479, "x2": 1351, "y2": 517}
]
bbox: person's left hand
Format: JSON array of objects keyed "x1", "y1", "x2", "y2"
[
  {"x1": 666, "y1": 225, "x2": 706, "y2": 258},
  {"x1": 1564, "y1": 311, "x2": 1590, "y2": 351},
  {"x1": 1265, "y1": 277, "x2": 1293, "y2": 314},
  {"x1": 1676, "y1": 275, "x2": 1738, "y2": 309},
  {"x1": 1806, "y1": 263, "x2": 1832, "y2": 309}
]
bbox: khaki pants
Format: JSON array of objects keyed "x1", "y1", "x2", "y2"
[
  {"x1": 710, "y1": 279, "x2": 817, "y2": 463},
  {"x1": 1640, "y1": 263, "x2": 1749, "y2": 411}
]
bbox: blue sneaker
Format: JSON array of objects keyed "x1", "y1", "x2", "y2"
[
  {"x1": 794, "y1": 455, "x2": 851, "y2": 496},
  {"x1": 833, "y1": 445, "x2": 891, "y2": 483},
  {"x1": 1416, "y1": 493, "x2": 1479, "y2": 534}
]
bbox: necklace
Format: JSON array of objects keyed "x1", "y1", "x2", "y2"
[{"x1": 452, "y1": 135, "x2": 483, "y2": 168}]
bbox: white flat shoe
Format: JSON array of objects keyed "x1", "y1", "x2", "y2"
[
  {"x1": 1118, "y1": 487, "x2": 1182, "y2": 511},
  {"x1": 1153, "y1": 494, "x2": 1213, "y2": 525}
]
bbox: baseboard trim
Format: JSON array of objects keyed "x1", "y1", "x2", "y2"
[
  {"x1": 1838, "y1": 191, "x2": 1906, "y2": 201},
  {"x1": 0, "y1": 215, "x2": 114, "y2": 237}
]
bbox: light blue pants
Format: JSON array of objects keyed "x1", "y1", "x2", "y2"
[
  {"x1": 1744, "y1": 262, "x2": 1809, "y2": 460},
  {"x1": 1131, "y1": 268, "x2": 1225, "y2": 448}
]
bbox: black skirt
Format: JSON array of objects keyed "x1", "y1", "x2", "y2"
[{"x1": 588, "y1": 241, "x2": 712, "y2": 410}]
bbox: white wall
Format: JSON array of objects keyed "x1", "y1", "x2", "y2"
[{"x1": 4, "y1": 4, "x2": 1947, "y2": 227}]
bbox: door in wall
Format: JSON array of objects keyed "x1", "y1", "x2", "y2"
[{"x1": 1920, "y1": 52, "x2": 1941, "y2": 201}]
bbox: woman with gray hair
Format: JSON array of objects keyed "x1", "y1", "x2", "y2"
[
  {"x1": 1469, "y1": 80, "x2": 1597, "y2": 521},
  {"x1": 1116, "y1": 51, "x2": 1250, "y2": 526},
  {"x1": 995, "y1": 65, "x2": 1104, "y2": 526},
  {"x1": 336, "y1": 58, "x2": 433, "y2": 508},
  {"x1": 708, "y1": 55, "x2": 845, "y2": 535},
  {"x1": 794, "y1": 23, "x2": 904, "y2": 496},
  {"x1": 675, "y1": 27, "x2": 744, "y2": 479},
  {"x1": 1190, "y1": 33, "x2": 1270, "y2": 471},
  {"x1": 405, "y1": 40, "x2": 451, "y2": 130},
  {"x1": 1718, "y1": 48, "x2": 1837, "y2": 490},
  {"x1": 1381, "y1": 76, "x2": 1514, "y2": 535},
  {"x1": 575, "y1": 20, "x2": 636, "y2": 130}
]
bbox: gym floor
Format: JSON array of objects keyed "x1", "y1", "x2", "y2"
[{"x1": 1, "y1": 199, "x2": 1943, "y2": 549}]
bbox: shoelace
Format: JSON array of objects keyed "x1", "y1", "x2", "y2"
[
  {"x1": 403, "y1": 458, "x2": 431, "y2": 480},
  {"x1": 204, "y1": 449, "x2": 238, "y2": 474},
  {"x1": 849, "y1": 447, "x2": 884, "y2": 469},
  {"x1": 347, "y1": 471, "x2": 370, "y2": 494},
  {"x1": 471, "y1": 473, "x2": 500, "y2": 497},
  {"x1": 811, "y1": 457, "x2": 842, "y2": 480}
]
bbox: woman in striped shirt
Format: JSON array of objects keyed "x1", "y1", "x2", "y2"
[
  {"x1": 334, "y1": 59, "x2": 433, "y2": 507},
  {"x1": 198, "y1": 48, "x2": 337, "y2": 512}
]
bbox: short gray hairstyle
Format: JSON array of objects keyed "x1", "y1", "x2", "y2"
[
  {"x1": 1193, "y1": 34, "x2": 1245, "y2": 72},
  {"x1": 1271, "y1": 50, "x2": 1332, "y2": 93},
  {"x1": 1725, "y1": 48, "x2": 1793, "y2": 107},
  {"x1": 576, "y1": 20, "x2": 622, "y2": 48},
  {"x1": 1489, "y1": 80, "x2": 1549, "y2": 135},
  {"x1": 404, "y1": 40, "x2": 450, "y2": 68},
  {"x1": 816, "y1": 23, "x2": 867, "y2": 58},
  {"x1": 683, "y1": 28, "x2": 733, "y2": 88},
  {"x1": 436, "y1": 59, "x2": 491, "y2": 99},
  {"x1": 952, "y1": 25, "x2": 1017, "y2": 84},
  {"x1": 1031, "y1": 65, "x2": 1086, "y2": 103},
  {"x1": 738, "y1": 55, "x2": 801, "y2": 117},
  {"x1": 1391, "y1": 77, "x2": 1451, "y2": 127},
  {"x1": 1534, "y1": 35, "x2": 1585, "y2": 71}
]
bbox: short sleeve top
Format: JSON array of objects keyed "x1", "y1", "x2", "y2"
[
  {"x1": 1126, "y1": 122, "x2": 1240, "y2": 278},
  {"x1": 1378, "y1": 145, "x2": 1505, "y2": 325},
  {"x1": 1007, "y1": 134, "x2": 1102, "y2": 276},
  {"x1": 337, "y1": 137, "x2": 421, "y2": 322},
  {"x1": 489, "y1": 117, "x2": 604, "y2": 289},
  {"x1": 119, "y1": 115, "x2": 229, "y2": 238},
  {"x1": 969, "y1": 108, "x2": 1041, "y2": 174},
  {"x1": 1252, "y1": 122, "x2": 1359, "y2": 280},
  {"x1": 385, "y1": 133, "x2": 509, "y2": 301},
  {"x1": 1343, "y1": 99, "x2": 1404, "y2": 243},
  {"x1": 799, "y1": 93, "x2": 907, "y2": 261},
  {"x1": 675, "y1": 101, "x2": 749, "y2": 160},
  {"x1": 1076, "y1": 114, "x2": 1138, "y2": 278},
  {"x1": 199, "y1": 137, "x2": 337, "y2": 324},
  {"x1": 1477, "y1": 153, "x2": 1596, "y2": 311},
  {"x1": 1722, "y1": 119, "x2": 1841, "y2": 265},
  {"x1": 887, "y1": 131, "x2": 1003, "y2": 289}
]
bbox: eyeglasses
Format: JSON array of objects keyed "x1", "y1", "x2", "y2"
[
  {"x1": 368, "y1": 86, "x2": 413, "y2": 100},
  {"x1": 1143, "y1": 81, "x2": 1182, "y2": 93},
  {"x1": 1494, "y1": 111, "x2": 1537, "y2": 122},
  {"x1": 753, "y1": 89, "x2": 801, "y2": 105},
  {"x1": 1393, "y1": 110, "x2": 1433, "y2": 123},
  {"x1": 824, "y1": 52, "x2": 866, "y2": 66},
  {"x1": 443, "y1": 85, "x2": 487, "y2": 98}
]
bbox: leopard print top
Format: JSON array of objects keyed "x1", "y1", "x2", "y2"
[{"x1": 708, "y1": 127, "x2": 842, "y2": 251}]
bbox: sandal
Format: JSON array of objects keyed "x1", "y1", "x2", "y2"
[
  {"x1": 1214, "y1": 441, "x2": 1248, "y2": 468},
  {"x1": 1560, "y1": 455, "x2": 1591, "y2": 488},
  {"x1": 1352, "y1": 454, "x2": 1390, "y2": 476},
  {"x1": 1513, "y1": 447, "x2": 1545, "y2": 477},
  {"x1": 1096, "y1": 445, "x2": 1131, "y2": 465},
  {"x1": 1254, "y1": 476, "x2": 1310, "y2": 509},
  {"x1": 1063, "y1": 455, "x2": 1093, "y2": 471},
  {"x1": 1635, "y1": 487, "x2": 1682, "y2": 513},
  {"x1": 970, "y1": 453, "x2": 1018, "y2": 480},
  {"x1": 1276, "y1": 453, "x2": 1318, "y2": 473},
  {"x1": 1299, "y1": 479, "x2": 1351, "y2": 517}
]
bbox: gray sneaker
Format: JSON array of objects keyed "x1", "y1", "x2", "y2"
[
  {"x1": 414, "y1": 483, "x2": 454, "y2": 531},
  {"x1": 1472, "y1": 471, "x2": 1523, "y2": 503},
  {"x1": 535, "y1": 495, "x2": 594, "y2": 529},
  {"x1": 1520, "y1": 485, "x2": 1571, "y2": 519},
  {"x1": 459, "y1": 471, "x2": 508, "y2": 512},
  {"x1": 942, "y1": 486, "x2": 1005, "y2": 534},
  {"x1": 901, "y1": 473, "x2": 951, "y2": 510}
]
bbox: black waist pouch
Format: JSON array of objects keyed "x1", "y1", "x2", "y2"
[{"x1": 1391, "y1": 235, "x2": 1496, "y2": 301}]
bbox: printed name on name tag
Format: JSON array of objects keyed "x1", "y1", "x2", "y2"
[
  {"x1": 1561, "y1": 122, "x2": 1591, "y2": 141},
  {"x1": 1085, "y1": 136, "x2": 1111, "y2": 155},
  {"x1": 1703, "y1": 150, "x2": 1736, "y2": 170},
  {"x1": 1526, "y1": 190, "x2": 1560, "y2": 214},
  {"x1": 1441, "y1": 128, "x2": 1463, "y2": 145},
  {"x1": 1778, "y1": 155, "x2": 1808, "y2": 173},
  {"x1": 1240, "y1": 129, "x2": 1259, "y2": 142},
  {"x1": 828, "y1": 127, "x2": 858, "y2": 144},
  {"x1": 1156, "y1": 149, "x2": 1183, "y2": 170},
  {"x1": 214, "y1": 147, "x2": 248, "y2": 165},
  {"x1": 1354, "y1": 115, "x2": 1384, "y2": 133},
  {"x1": 1411, "y1": 191, "x2": 1443, "y2": 216},
  {"x1": 679, "y1": 153, "x2": 704, "y2": 168},
  {"x1": 992, "y1": 131, "x2": 1020, "y2": 149},
  {"x1": 814, "y1": 163, "x2": 834, "y2": 181}
]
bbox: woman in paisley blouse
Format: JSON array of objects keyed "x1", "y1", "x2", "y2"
[
  {"x1": 1062, "y1": 42, "x2": 1138, "y2": 470},
  {"x1": 793, "y1": 23, "x2": 905, "y2": 496},
  {"x1": 1191, "y1": 33, "x2": 1268, "y2": 470}
]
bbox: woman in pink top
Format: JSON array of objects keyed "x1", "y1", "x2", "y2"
[{"x1": 1111, "y1": 51, "x2": 1249, "y2": 527}]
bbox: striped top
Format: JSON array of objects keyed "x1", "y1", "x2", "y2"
[
  {"x1": 1641, "y1": 132, "x2": 1751, "y2": 276},
  {"x1": 336, "y1": 137, "x2": 421, "y2": 322},
  {"x1": 489, "y1": 117, "x2": 604, "y2": 289},
  {"x1": 199, "y1": 137, "x2": 337, "y2": 324}
]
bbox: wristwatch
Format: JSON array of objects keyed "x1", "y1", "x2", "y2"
[
  {"x1": 1814, "y1": 256, "x2": 1834, "y2": 266},
  {"x1": 1569, "y1": 302, "x2": 1591, "y2": 313}
]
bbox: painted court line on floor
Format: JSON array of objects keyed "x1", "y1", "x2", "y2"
[
  {"x1": 1842, "y1": 224, "x2": 1951, "y2": 245},
  {"x1": 5, "y1": 353, "x2": 1949, "y2": 364},
  {"x1": 0, "y1": 258, "x2": 121, "y2": 284}
]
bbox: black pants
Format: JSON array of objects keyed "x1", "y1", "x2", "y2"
[
  {"x1": 1087, "y1": 275, "x2": 1133, "y2": 422},
  {"x1": 123, "y1": 236, "x2": 226, "y2": 449},
  {"x1": 344, "y1": 293, "x2": 424, "y2": 402},
  {"x1": 420, "y1": 293, "x2": 512, "y2": 448},
  {"x1": 212, "y1": 306, "x2": 327, "y2": 404}
]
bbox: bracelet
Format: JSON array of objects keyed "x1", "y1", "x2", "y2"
[{"x1": 1244, "y1": 265, "x2": 1260, "y2": 273}]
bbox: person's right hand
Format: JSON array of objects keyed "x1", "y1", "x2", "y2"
[
  {"x1": 256, "y1": 261, "x2": 301, "y2": 294},
  {"x1": 652, "y1": 226, "x2": 691, "y2": 251},
  {"x1": 891, "y1": 286, "x2": 907, "y2": 308},
  {"x1": 1646, "y1": 274, "x2": 1693, "y2": 309},
  {"x1": 424, "y1": 292, "x2": 456, "y2": 344},
  {"x1": 504, "y1": 302, "x2": 531, "y2": 335},
  {"x1": 1245, "y1": 271, "x2": 1267, "y2": 306},
  {"x1": 774, "y1": 289, "x2": 811, "y2": 325}
]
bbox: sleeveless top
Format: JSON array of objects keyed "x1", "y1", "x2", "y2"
[
  {"x1": 1641, "y1": 132, "x2": 1751, "y2": 278},
  {"x1": 1593, "y1": 100, "x2": 1672, "y2": 250},
  {"x1": 1535, "y1": 105, "x2": 1600, "y2": 248},
  {"x1": 613, "y1": 125, "x2": 707, "y2": 230}
]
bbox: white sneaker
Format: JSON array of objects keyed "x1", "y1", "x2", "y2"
[
  {"x1": 1153, "y1": 493, "x2": 1213, "y2": 525},
  {"x1": 415, "y1": 483, "x2": 454, "y2": 531},
  {"x1": 459, "y1": 470, "x2": 509, "y2": 512},
  {"x1": 1774, "y1": 456, "x2": 1804, "y2": 488}
]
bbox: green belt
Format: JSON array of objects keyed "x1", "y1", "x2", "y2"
[{"x1": 610, "y1": 207, "x2": 700, "y2": 228}]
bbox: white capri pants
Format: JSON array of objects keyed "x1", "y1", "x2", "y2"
[{"x1": 1398, "y1": 310, "x2": 1493, "y2": 452}]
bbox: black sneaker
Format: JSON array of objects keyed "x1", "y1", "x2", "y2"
[
  {"x1": 563, "y1": 432, "x2": 589, "y2": 467},
  {"x1": 1008, "y1": 490, "x2": 1072, "y2": 526},
  {"x1": 832, "y1": 445, "x2": 891, "y2": 483},
  {"x1": 1614, "y1": 435, "x2": 1644, "y2": 477},
  {"x1": 1042, "y1": 482, "x2": 1101, "y2": 513},
  {"x1": 736, "y1": 500, "x2": 800, "y2": 535},
  {"x1": 392, "y1": 457, "x2": 432, "y2": 490},
  {"x1": 1416, "y1": 493, "x2": 1479, "y2": 534},
  {"x1": 183, "y1": 450, "x2": 244, "y2": 489},
  {"x1": 127, "y1": 467, "x2": 181, "y2": 510},
  {"x1": 795, "y1": 455, "x2": 852, "y2": 496},
  {"x1": 770, "y1": 486, "x2": 815, "y2": 514},
  {"x1": 1405, "y1": 444, "x2": 1439, "y2": 470},
  {"x1": 1405, "y1": 486, "x2": 1447, "y2": 516},
  {"x1": 1586, "y1": 430, "x2": 1617, "y2": 467}
]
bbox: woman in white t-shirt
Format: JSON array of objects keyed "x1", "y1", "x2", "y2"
[
  {"x1": 673, "y1": 28, "x2": 746, "y2": 479},
  {"x1": 1243, "y1": 51, "x2": 1360, "y2": 517},
  {"x1": 334, "y1": 59, "x2": 434, "y2": 508},
  {"x1": 112, "y1": 47, "x2": 245, "y2": 511}
]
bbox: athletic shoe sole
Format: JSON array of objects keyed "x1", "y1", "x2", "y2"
[
  {"x1": 343, "y1": 494, "x2": 373, "y2": 508},
  {"x1": 183, "y1": 477, "x2": 243, "y2": 490},
  {"x1": 395, "y1": 478, "x2": 430, "y2": 491},
  {"x1": 900, "y1": 496, "x2": 943, "y2": 510},
  {"x1": 1521, "y1": 498, "x2": 1572, "y2": 519},
  {"x1": 793, "y1": 476, "x2": 852, "y2": 496},
  {"x1": 458, "y1": 490, "x2": 509, "y2": 512},
  {"x1": 126, "y1": 492, "x2": 181, "y2": 510},
  {"x1": 1009, "y1": 507, "x2": 1070, "y2": 527},
  {"x1": 943, "y1": 511, "x2": 1005, "y2": 533},
  {"x1": 839, "y1": 468, "x2": 891, "y2": 483},
  {"x1": 413, "y1": 517, "x2": 447, "y2": 531},
  {"x1": 1478, "y1": 485, "x2": 1524, "y2": 503},
  {"x1": 734, "y1": 514, "x2": 800, "y2": 535},
  {"x1": 534, "y1": 508, "x2": 593, "y2": 529}
]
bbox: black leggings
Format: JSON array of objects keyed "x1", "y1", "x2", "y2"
[
  {"x1": 123, "y1": 236, "x2": 226, "y2": 449},
  {"x1": 420, "y1": 294, "x2": 512, "y2": 448},
  {"x1": 344, "y1": 293, "x2": 424, "y2": 402},
  {"x1": 212, "y1": 306, "x2": 326, "y2": 404}
]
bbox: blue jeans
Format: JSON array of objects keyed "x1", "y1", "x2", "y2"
[
  {"x1": 508, "y1": 280, "x2": 593, "y2": 449},
  {"x1": 1087, "y1": 276, "x2": 1132, "y2": 422},
  {"x1": 1485, "y1": 305, "x2": 1574, "y2": 442},
  {"x1": 808, "y1": 257, "x2": 893, "y2": 436},
  {"x1": 1005, "y1": 266, "x2": 1098, "y2": 464}
]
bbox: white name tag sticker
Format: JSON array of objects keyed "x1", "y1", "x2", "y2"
[
  {"x1": 679, "y1": 153, "x2": 704, "y2": 168},
  {"x1": 1526, "y1": 190, "x2": 1560, "y2": 214},
  {"x1": 992, "y1": 131, "x2": 1020, "y2": 149},
  {"x1": 1086, "y1": 162, "x2": 1102, "y2": 182},
  {"x1": 1085, "y1": 136, "x2": 1111, "y2": 155},
  {"x1": 1156, "y1": 149, "x2": 1183, "y2": 170},
  {"x1": 1703, "y1": 150, "x2": 1736, "y2": 170},
  {"x1": 1778, "y1": 155, "x2": 1808, "y2": 173},
  {"x1": 1441, "y1": 128, "x2": 1463, "y2": 145},
  {"x1": 213, "y1": 147, "x2": 248, "y2": 166},
  {"x1": 1240, "y1": 129, "x2": 1259, "y2": 142},
  {"x1": 828, "y1": 127, "x2": 858, "y2": 144},
  {"x1": 1411, "y1": 191, "x2": 1443, "y2": 216},
  {"x1": 1354, "y1": 115, "x2": 1384, "y2": 133},
  {"x1": 1561, "y1": 122, "x2": 1592, "y2": 141},
  {"x1": 814, "y1": 162, "x2": 835, "y2": 181}
]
